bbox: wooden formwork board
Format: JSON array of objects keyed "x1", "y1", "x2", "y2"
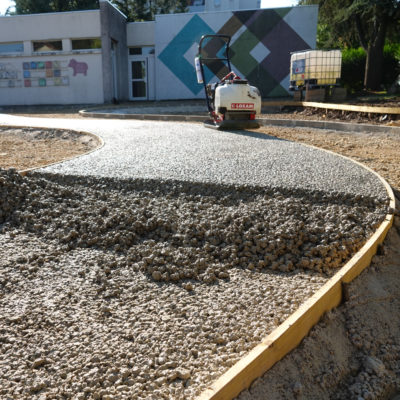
[
  {"x1": 197, "y1": 152, "x2": 396, "y2": 400},
  {"x1": 262, "y1": 100, "x2": 400, "y2": 115}
]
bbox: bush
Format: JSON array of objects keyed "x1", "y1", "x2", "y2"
[
  {"x1": 383, "y1": 43, "x2": 400, "y2": 88},
  {"x1": 341, "y1": 48, "x2": 366, "y2": 93},
  {"x1": 341, "y1": 45, "x2": 400, "y2": 93}
]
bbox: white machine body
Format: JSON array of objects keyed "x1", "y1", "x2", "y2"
[{"x1": 214, "y1": 82, "x2": 261, "y2": 117}]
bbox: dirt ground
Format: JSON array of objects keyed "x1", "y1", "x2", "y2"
[
  {"x1": 1, "y1": 109, "x2": 400, "y2": 398},
  {"x1": 268, "y1": 107, "x2": 400, "y2": 126},
  {"x1": 0, "y1": 127, "x2": 100, "y2": 170}
]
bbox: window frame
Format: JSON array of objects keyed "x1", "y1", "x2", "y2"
[
  {"x1": 71, "y1": 38, "x2": 102, "y2": 52},
  {"x1": 32, "y1": 40, "x2": 63, "y2": 54},
  {"x1": 129, "y1": 46, "x2": 155, "y2": 56},
  {"x1": 0, "y1": 42, "x2": 24, "y2": 55}
]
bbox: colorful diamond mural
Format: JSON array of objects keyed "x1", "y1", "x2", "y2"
[
  {"x1": 156, "y1": 6, "x2": 318, "y2": 99},
  {"x1": 158, "y1": 14, "x2": 215, "y2": 96}
]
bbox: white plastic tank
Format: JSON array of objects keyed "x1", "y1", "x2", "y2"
[
  {"x1": 290, "y1": 50, "x2": 342, "y2": 89},
  {"x1": 215, "y1": 82, "x2": 261, "y2": 115}
]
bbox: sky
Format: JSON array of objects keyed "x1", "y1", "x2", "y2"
[
  {"x1": 0, "y1": 0, "x2": 13, "y2": 15},
  {"x1": 0, "y1": 0, "x2": 297, "y2": 15}
]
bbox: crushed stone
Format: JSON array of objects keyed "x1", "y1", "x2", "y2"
[{"x1": 0, "y1": 167, "x2": 389, "y2": 399}]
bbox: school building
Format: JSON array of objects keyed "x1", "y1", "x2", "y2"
[{"x1": 0, "y1": 0, "x2": 318, "y2": 105}]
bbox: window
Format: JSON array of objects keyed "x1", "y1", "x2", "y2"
[
  {"x1": 0, "y1": 42, "x2": 24, "y2": 54},
  {"x1": 129, "y1": 47, "x2": 155, "y2": 56},
  {"x1": 33, "y1": 40, "x2": 62, "y2": 52},
  {"x1": 72, "y1": 38, "x2": 101, "y2": 50},
  {"x1": 129, "y1": 47, "x2": 142, "y2": 55}
]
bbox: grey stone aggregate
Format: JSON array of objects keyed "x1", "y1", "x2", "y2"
[
  {"x1": 0, "y1": 114, "x2": 391, "y2": 399},
  {"x1": 0, "y1": 115, "x2": 386, "y2": 199}
]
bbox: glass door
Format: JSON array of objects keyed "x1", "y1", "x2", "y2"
[{"x1": 130, "y1": 58, "x2": 147, "y2": 100}]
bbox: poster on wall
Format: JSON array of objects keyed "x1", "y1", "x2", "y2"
[
  {"x1": 0, "y1": 63, "x2": 22, "y2": 88},
  {"x1": 0, "y1": 58, "x2": 89, "y2": 89},
  {"x1": 22, "y1": 60, "x2": 70, "y2": 88}
]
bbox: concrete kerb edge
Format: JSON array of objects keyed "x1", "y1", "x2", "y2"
[
  {"x1": 197, "y1": 135, "x2": 396, "y2": 400},
  {"x1": 79, "y1": 109, "x2": 206, "y2": 122},
  {"x1": 0, "y1": 125, "x2": 105, "y2": 176}
]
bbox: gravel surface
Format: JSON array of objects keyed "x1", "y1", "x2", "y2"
[
  {"x1": 235, "y1": 124, "x2": 400, "y2": 400},
  {"x1": 237, "y1": 216, "x2": 400, "y2": 400},
  {"x1": 0, "y1": 167, "x2": 388, "y2": 399},
  {"x1": 0, "y1": 115, "x2": 387, "y2": 199},
  {"x1": 0, "y1": 115, "x2": 391, "y2": 399}
]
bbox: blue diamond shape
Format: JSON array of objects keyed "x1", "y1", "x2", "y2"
[{"x1": 158, "y1": 15, "x2": 215, "y2": 95}]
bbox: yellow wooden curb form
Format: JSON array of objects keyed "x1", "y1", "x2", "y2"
[{"x1": 197, "y1": 146, "x2": 396, "y2": 400}]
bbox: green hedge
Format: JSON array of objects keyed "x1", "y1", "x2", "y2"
[
  {"x1": 383, "y1": 43, "x2": 400, "y2": 88},
  {"x1": 341, "y1": 44, "x2": 400, "y2": 92}
]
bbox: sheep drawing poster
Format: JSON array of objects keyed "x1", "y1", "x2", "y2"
[{"x1": 68, "y1": 59, "x2": 88, "y2": 76}]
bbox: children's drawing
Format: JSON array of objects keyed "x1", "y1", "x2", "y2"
[
  {"x1": 68, "y1": 59, "x2": 88, "y2": 76},
  {"x1": 20, "y1": 59, "x2": 69, "y2": 87},
  {"x1": 0, "y1": 62, "x2": 21, "y2": 88}
]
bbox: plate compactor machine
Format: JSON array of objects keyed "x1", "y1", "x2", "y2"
[{"x1": 195, "y1": 34, "x2": 261, "y2": 130}]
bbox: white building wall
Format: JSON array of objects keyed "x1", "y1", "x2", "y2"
[
  {"x1": 0, "y1": 10, "x2": 104, "y2": 105},
  {"x1": 0, "y1": 11, "x2": 101, "y2": 41},
  {"x1": 0, "y1": 53, "x2": 103, "y2": 105},
  {"x1": 205, "y1": 0, "x2": 260, "y2": 11},
  {"x1": 188, "y1": 3, "x2": 206, "y2": 13},
  {"x1": 126, "y1": 22, "x2": 155, "y2": 47}
]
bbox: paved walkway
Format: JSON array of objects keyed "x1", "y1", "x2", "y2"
[{"x1": 0, "y1": 113, "x2": 386, "y2": 199}]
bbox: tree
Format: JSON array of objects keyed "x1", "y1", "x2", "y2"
[
  {"x1": 12, "y1": 0, "x2": 187, "y2": 21},
  {"x1": 300, "y1": 0, "x2": 400, "y2": 90},
  {"x1": 111, "y1": 0, "x2": 151, "y2": 21},
  {"x1": 112, "y1": 0, "x2": 188, "y2": 21},
  {"x1": 14, "y1": 0, "x2": 99, "y2": 14}
]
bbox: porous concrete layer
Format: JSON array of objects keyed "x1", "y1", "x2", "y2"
[
  {"x1": 39, "y1": 125, "x2": 392, "y2": 200},
  {"x1": 0, "y1": 115, "x2": 388, "y2": 199},
  {"x1": 0, "y1": 115, "x2": 390, "y2": 399},
  {"x1": 0, "y1": 168, "x2": 388, "y2": 399}
]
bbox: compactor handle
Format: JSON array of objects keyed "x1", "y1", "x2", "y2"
[{"x1": 198, "y1": 34, "x2": 232, "y2": 65}]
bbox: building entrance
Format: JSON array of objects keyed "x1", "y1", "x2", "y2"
[{"x1": 129, "y1": 54, "x2": 155, "y2": 100}]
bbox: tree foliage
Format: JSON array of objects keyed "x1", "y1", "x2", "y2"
[
  {"x1": 111, "y1": 0, "x2": 150, "y2": 21},
  {"x1": 299, "y1": 0, "x2": 400, "y2": 90},
  {"x1": 13, "y1": 0, "x2": 99, "y2": 14},
  {"x1": 112, "y1": 0, "x2": 188, "y2": 21},
  {"x1": 300, "y1": 0, "x2": 400, "y2": 48},
  {"x1": 11, "y1": 0, "x2": 188, "y2": 20}
]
